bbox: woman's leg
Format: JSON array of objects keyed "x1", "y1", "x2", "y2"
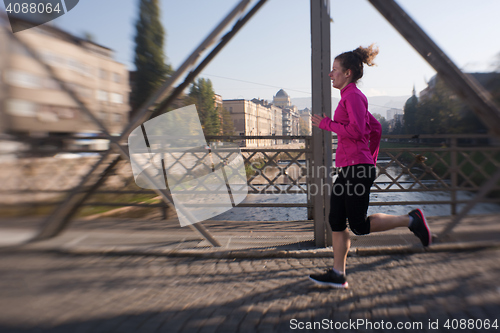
[
  {"x1": 309, "y1": 174, "x2": 349, "y2": 288},
  {"x1": 329, "y1": 174, "x2": 348, "y2": 273},
  {"x1": 332, "y1": 229, "x2": 350, "y2": 274},
  {"x1": 369, "y1": 213, "x2": 410, "y2": 232}
]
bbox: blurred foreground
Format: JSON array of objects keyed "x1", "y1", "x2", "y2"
[
  {"x1": 0, "y1": 247, "x2": 499, "y2": 332},
  {"x1": 1, "y1": 212, "x2": 500, "y2": 332}
]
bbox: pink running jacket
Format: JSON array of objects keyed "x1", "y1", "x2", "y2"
[{"x1": 319, "y1": 82, "x2": 382, "y2": 168}]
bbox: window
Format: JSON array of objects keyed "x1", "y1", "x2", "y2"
[
  {"x1": 99, "y1": 69, "x2": 108, "y2": 80},
  {"x1": 78, "y1": 86, "x2": 92, "y2": 99},
  {"x1": 112, "y1": 113, "x2": 123, "y2": 123},
  {"x1": 67, "y1": 83, "x2": 92, "y2": 98},
  {"x1": 97, "y1": 111, "x2": 107, "y2": 121},
  {"x1": 39, "y1": 50, "x2": 63, "y2": 67},
  {"x1": 55, "y1": 107, "x2": 76, "y2": 119},
  {"x1": 11, "y1": 42, "x2": 31, "y2": 57},
  {"x1": 67, "y1": 58, "x2": 81, "y2": 73},
  {"x1": 96, "y1": 90, "x2": 108, "y2": 101},
  {"x1": 112, "y1": 73, "x2": 121, "y2": 83},
  {"x1": 5, "y1": 70, "x2": 41, "y2": 89},
  {"x1": 83, "y1": 64, "x2": 93, "y2": 77},
  {"x1": 37, "y1": 109, "x2": 58, "y2": 123},
  {"x1": 6, "y1": 99, "x2": 37, "y2": 117},
  {"x1": 110, "y1": 93, "x2": 123, "y2": 104},
  {"x1": 43, "y1": 78, "x2": 60, "y2": 90}
]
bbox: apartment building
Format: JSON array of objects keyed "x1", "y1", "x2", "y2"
[
  {"x1": 223, "y1": 99, "x2": 283, "y2": 147},
  {"x1": 282, "y1": 107, "x2": 299, "y2": 138},
  {"x1": 299, "y1": 108, "x2": 312, "y2": 135},
  {"x1": 0, "y1": 15, "x2": 129, "y2": 143},
  {"x1": 273, "y1": 89, "x2": 299, "y2": 138}
]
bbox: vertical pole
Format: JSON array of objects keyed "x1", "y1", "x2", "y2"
[
  {"x1": 311, "y1": 0, "x2": 332, "y2": 247},
  {"x1": 450, "y1": 138, "x2": 457, "y2": 215},
  {"x1": 305, "y1": 136, "x2": 314, "y2": 220}
]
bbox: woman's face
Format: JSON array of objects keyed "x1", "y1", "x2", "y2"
[{"x1": 329, "y1": 59, "x2": 351, "y2": 90}]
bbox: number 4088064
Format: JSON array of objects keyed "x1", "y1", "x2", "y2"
[
  {"x1": 6, "y1": 2, "x2": 62, "y2": 14},
  {"x1": 444, "y1": 319, "x2": 498, "y2": 330}
]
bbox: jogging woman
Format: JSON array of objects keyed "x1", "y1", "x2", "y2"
[{"x1": 309, "y1": 44, "x2": 432, "y2": 289}]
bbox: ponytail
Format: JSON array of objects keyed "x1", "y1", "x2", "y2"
[{"x1": 335, "y1": 44, "x2": 379, "y2": 83}]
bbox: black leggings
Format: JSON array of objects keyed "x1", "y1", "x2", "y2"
[{"x1": 329, "y1": 164, "x2": 376, "y2": 235}]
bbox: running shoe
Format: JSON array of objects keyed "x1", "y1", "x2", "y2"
[
  {"x1": 408, "y1": 208, "x2": 432, "y2": 246},
  {"x1": 309, "y1": 269, "x2": 348, "y2": 288}
]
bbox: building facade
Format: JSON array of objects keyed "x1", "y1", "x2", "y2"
[
  {"x1": 273, "y1": 89, "x2": 299, "y2": 138},
  {"x1": 386, "y1": 108, "x2": 403, "y2": 121},
  {"x1": 299, "y1": 108, "x2": 312, "y2": 135},
  {"x1": 273, "y1": 89, "x2": 291, "y2": 109},
  {"x1": 223, "y1": 99, "x2": 283, "y2": 147},
  {"x1": 0, "y1": 15, "x2": 130, "y2": 142}
]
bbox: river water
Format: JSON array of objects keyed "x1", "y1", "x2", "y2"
[{"x1": 212, "y1": 160, "x2": 500, "y2": 221}]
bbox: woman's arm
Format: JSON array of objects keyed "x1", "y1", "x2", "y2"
[
  {"x1": 311, "y1": 113, "x2": 326, "y2": 129},
  {"x1": 313, "y1": 95, "x2": 366, "y2": 140},
  {"x1": 368, "y1": 112, "x2": 382, "y2": 163}
]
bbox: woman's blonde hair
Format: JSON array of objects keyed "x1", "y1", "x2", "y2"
[{"x1": 335, "y1": 44, "x2": 379, "y2": 83}]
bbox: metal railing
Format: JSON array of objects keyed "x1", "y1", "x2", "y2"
[
  {"x1": 373, "y1": 134, "x2": 500, "y2": 214},
  {"x1": 1, "y1": 134, "x2": 499, "y2": 226}
]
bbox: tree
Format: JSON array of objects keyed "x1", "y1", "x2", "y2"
[
  {"x1": 403, "y1": 87, "x2": 418, "y2": 135},
  {"x1": 413, "y1": 75, "x2": 493, "y2": 135},
  {"x1": 299, "y1": 118, "x2": 310, "y2": 135},
  {"x1": 186, "y1": 78, "x2": 220, "y2": 136},
  {"x1": 372, "y1": 113, "x2": 389, "y2": 134},
  {"x1": 131, "y1": 0, "x2": 172, "y2": 119},
  {"x1": 220, "y1": 107, "x2": 235, "y2": 135},
  {"x1": 391, "y1": 118, "x2": 403, "y2": 134},
  {"x1": 83, "y1": 32, "x2": 95, "y2": 42}
]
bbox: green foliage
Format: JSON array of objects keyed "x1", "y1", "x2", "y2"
[
  {"x1": 403, "y1": 93, "x2": 418, "y2": 134},
  {"x1": 405, "y1": 76, "x2": 494, "y2": 135},
  {"x1": 186, "y1": 78, "x2": 221, "y2": 136},
  {"x1": 221, "y1": 107, "x2": 235, "y2": 135},
  {"x1": 299, "y1": 118, "x2": 310, "y2": 135},
  {"x1": 131, "y1": 0, "x2": 172, "y2": 117},
  {"x1": 392, "y1": 118, "x2": 404, "y2": 135},
  {"x1": 372, "y1": 113, "x2": 390, "y2": 134}
]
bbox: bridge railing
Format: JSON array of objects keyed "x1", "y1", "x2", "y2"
[{"x1": 1, "y1": 134, "x2": 499, "y2": 223}]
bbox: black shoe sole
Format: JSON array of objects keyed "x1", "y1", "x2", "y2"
[{"x1": 308, "y1": 276, "x2": 348, "y2": 289}]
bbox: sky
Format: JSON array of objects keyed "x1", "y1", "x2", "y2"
[{"x1": 4, "y1": 0, "x2": 500, "y2": 111}]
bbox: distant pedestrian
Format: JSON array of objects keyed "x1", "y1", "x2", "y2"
[{"x1": 310, "y1": 44, "x2": 432, "y2": 289}]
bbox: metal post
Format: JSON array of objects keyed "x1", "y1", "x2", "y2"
[
  {"x1": 305, "y1": 136, "x2": 313, "y2": 220},
  {"x1": 450, "y1": 138, "x2": 457, "y2": 215},
  {"x1": 311, "y1": 0, "x2": 332, "y2": 247}
]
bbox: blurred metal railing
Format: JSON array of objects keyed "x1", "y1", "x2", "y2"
[{"x1": 2, "y1": 134, "x2": 499, "y2": 241}]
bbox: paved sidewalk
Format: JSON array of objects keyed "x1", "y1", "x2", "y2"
[
  {"x1": 1, "y1": 214, "x2": 500, "y2": 332},
  {"x1": 0, "y1": 248, "x2": 499, "y2": 332},
  {"x1": 2, "y1": 213, "x2": 500, "y2": 257}
]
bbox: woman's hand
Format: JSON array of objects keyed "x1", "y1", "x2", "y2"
[{"x1": 311, "y1": 113, "x2": 328, "y2": 129}]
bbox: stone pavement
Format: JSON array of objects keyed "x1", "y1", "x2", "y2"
[
  {"x1": 0, "y1": 248, "x2": 499, "y2": 332},
  {"x1": 1, "y1": 213, "x2": 500, "y2": 332},
  {"x1": 2, "y1": 213, "x2": 500, "y2": 256}
]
